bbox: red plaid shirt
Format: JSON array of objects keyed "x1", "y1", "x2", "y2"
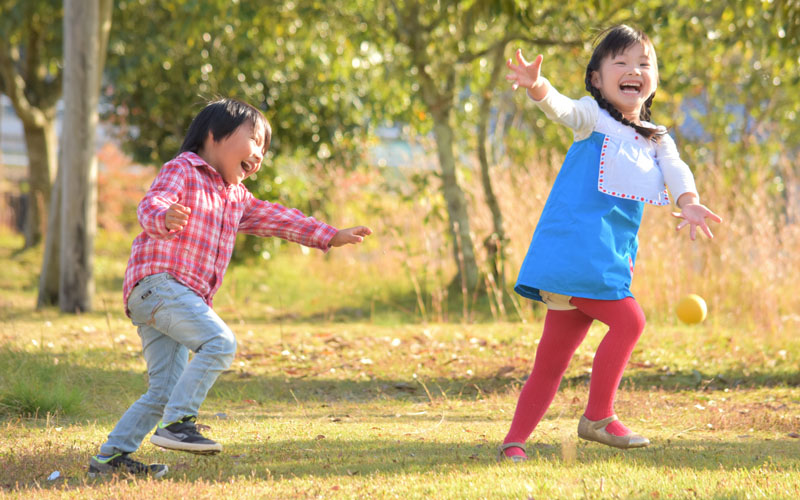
[{"x1": 123, "y1": 152, "x2": 337, "y2": 313}]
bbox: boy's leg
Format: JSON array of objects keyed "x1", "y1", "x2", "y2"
[
  {"x1": 571, "y1": 296, "x2": 646, "y2": 437},
  {"x1": 129, "y1": 274, "x2": 236, "y2": 426},
  {"x1": 99, "y1": 326, "x2": 189, "y2": 456},
  {"x1": 502, "y1": 308, "x2": 594, "y2": 458}
]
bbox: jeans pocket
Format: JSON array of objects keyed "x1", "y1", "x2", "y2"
[{"x1": 129, "y1": 281, "x2": 171, "y2": 331}]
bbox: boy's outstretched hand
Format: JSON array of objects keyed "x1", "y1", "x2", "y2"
[
  {"x1": 329, "y1": 226, "x2": 372, "y2": 247},
  {"x1": 672, "y1": 204, "x2": 722, "y2": 240}
]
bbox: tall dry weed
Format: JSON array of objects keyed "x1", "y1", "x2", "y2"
[{"x1": 318, "y1": 142, "x2": 799, "y2": 333}]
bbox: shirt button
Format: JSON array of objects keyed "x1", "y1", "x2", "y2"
[{"x1": 217, "y1": 185, "x2": 223, "y2": 191}]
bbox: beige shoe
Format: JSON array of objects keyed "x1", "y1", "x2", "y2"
[
  {"x1": 497, "y1": 442, "x2": 528, "y2": 463},
  {"x1": 577, "y1": 415, "x2": 649, "y2": 449}
]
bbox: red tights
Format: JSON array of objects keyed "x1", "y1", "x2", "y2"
[{"x1": 502, "y1": 296, "x2": 645, "y2": 457}]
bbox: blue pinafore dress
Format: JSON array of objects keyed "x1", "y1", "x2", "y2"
[{"x1": 514, "y1": 94, "x2": 695, "y2": 305}]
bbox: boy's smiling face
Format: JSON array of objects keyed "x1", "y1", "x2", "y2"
[
  {"x1": 591, "y1": 41, "x2": 658, "y2": 123},
  {"x1": 203, "y1": 120, "x2": 267, "y2": 185}
]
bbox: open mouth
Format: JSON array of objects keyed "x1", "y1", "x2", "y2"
[
  {"x1": 619, "y1": 82, "x2": 641, "y2": 94},
  {"x1": 241, "y1": 161, "x2": 256, "y2": 174}
]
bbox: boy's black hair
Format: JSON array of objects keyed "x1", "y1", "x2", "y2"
[
  {"x1": 584, "y1": 25, "x2": 662, "y2": 140},
  {"x1": 180, "y1": 98, "x2": 271, "y2": 155}
]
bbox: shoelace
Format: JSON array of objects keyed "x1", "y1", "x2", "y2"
[
  {"x1": 171, "y1": 420, "x2": 204, "y2": 437},
  {"x1": 114, "y1": 454, "x2": 148, "y2": 473}
]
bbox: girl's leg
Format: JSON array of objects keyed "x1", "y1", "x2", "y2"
[
  {"x1": 570, "y1": 296, "x2": 646, "y2": 437},
  {"x1": 502, "y1": 308, "x2": 594, "y2": 458},
  {"x1": 100, "y1": 326, "x2": 189, "y2": 455}
]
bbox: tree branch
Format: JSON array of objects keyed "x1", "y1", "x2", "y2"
[{"x1": 0, "y1": 38, "x2": 48, "y2": 127}]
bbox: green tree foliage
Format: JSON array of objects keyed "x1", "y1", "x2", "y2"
[
  {"x1": 105, "y1": 0, "x2": 407, "y2": 260},
  {"x1": 638, "y1": 1, "x2": 800, "y2": 208},
  {"x1": 103, "y1": 0, "x2": 800, "y2": 289},
  {"x1": 329, "y1": 0, "x2": 619, "y2": 291},
  {"x1": 106, "y1": 1, "x2": 395, "y2": 171},
  {"x1": 0, "y1": 0, "x2": 63, "y2": 248},
  {"x1": 493, "y1": 1, "x2": 800, "y2": 204}
]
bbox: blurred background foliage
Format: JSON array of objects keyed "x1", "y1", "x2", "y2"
[
  {"x1": 102, "y1": 0, "x2": 800, "y2": 259},
  {"x1": 3, "y1": 0, "x2": 800, "y2": 326}
]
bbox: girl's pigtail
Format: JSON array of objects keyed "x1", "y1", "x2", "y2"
[{"x1": 640, "y1": 92, "x2": 654, "y2": 123}]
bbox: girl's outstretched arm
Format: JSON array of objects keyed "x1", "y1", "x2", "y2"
[
  {"x1": 506, "y1": 50, "x2": 548, "y2": 101},
  {"x1": 672, "y1": 193, "x2": 723, "y2": 240}
]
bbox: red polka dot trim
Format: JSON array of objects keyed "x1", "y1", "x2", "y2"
[{"x1": 597, "y1": 135, "x2": 670, "y2": 206}]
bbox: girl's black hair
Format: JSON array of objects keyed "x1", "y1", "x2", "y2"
[
  {"x1": 584, "y1": 25, "x2": 661, "y2": 140},
  {"x1": 180, "y1": 98, "x2": 271, "y2": 155}
]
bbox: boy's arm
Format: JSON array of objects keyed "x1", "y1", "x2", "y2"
[
  {"x1": 329, "y1": 225, "x2": 372, "y2": 247},
  {"x1": 137, "y1": 160, "x2": 186, "y2": 239},
  {"x1": 237, "y1": 192, "x2": 338, "y2": 251}
]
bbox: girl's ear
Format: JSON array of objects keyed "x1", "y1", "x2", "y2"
[{"x1": 590, "y1": 70, "x2": 601, "y2": 89}]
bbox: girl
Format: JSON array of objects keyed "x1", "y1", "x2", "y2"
[
  {"x1": 89, "y1": 98, "x2": 371, "y2": 477},
  {"x1": 499, "y1": 25, "x2": 721, "y2": 462}
]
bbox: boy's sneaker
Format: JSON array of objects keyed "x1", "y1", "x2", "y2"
[
  {"x1": 150, "y1": 415, "x2": 222, "y2": 454},
  {"x1": 88, "y1": 453, "x2": 168, "y2": 478}
]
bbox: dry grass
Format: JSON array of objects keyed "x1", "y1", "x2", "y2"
[
  {"x1": 0, "y1": 317, "x2": 798, "y2": 498},
  {"x1": 1, "y1": 145, "x2": 800, "y2": 497}
]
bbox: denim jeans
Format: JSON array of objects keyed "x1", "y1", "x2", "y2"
[{"x1": 100, "y1": 273, "x2": 236, "y2": 455}]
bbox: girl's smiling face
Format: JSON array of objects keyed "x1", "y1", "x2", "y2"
[
  {"x1": 201, "y1": 120, "x2": 267, "y2": 185},
  {"x1": 590, "y1": 42, "x2": 658, "y2": 123}
]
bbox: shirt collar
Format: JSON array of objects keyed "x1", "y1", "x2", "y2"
[
  {"x1": 177, "y1": 151, "x2": 230, "y2": 186},
  {"x1": 178, "y1": 151, "x2": 244, "y2": 189},
  {"x1": 177, "y1": 150, "x2": 211, "y2": 168}
]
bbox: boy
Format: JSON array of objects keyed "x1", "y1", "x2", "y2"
[{"x1": 89, "y1": 98, "x2": 371, "y2": 477}]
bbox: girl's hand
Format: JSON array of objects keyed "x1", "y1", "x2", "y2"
[
  {"x1": 165, "y1": 203, "x2": 191, "y2": 232},
  {"x1": 329, "y1": 226, "x2": 372, "y2": 247},
  {"x1": 506, "y1": 49, "x2": 546, "y2": 98},
  {"x1": 671, "y1": 204, "x2": 722, "y2": 240}
]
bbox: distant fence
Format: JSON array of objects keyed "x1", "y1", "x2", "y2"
[
  {"x1": 0, "y1": 190, "x2": 25, "y2": 232},
  {"x1": 0, "y1": 160, "x2": 26, "y2": 232}
]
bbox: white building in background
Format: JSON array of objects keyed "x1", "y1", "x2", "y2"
[
  {"x1": 0, "y1": 94, "x2": 28, "y2": 176},
  {"x1": 0, "y1": 94, "x2": 119, "y2": 173},
  {"x1": 0, "y1": 94, "x2": 124, "y2": 230}
]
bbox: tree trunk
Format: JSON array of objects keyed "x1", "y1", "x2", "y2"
[
  {"x1": 477, "y1": 44, "x2": 508, "y2": 288},
  {"x1": 21, "y1": 118, "x2": 57, "y2": 248},
  {"x1": 59, "y1": 0, "x2": 100, "y2": 313},
  {"x1": 430, "y1": 110, "x2": 479, "y2": 292},
  {"x1": 37, "y1": 166, "x2": 61, "y2": 307}
]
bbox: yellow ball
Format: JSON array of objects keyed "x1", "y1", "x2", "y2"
[{"x1": 676, "y1": 294, "x2": 707, "y2": 324}]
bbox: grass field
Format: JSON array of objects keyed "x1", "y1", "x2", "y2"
[{"x1": 1, "y1": 228, "x2": 799, "y2": 499}]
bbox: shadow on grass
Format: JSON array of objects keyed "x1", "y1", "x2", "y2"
[
  {"x1": 227, "y1": 281, "x2": 529, "y2": 325},
  {"x1": 210, "y1": 367, "x2": 800, "y2": 409},
  {"x1": 171, "y1": 437, "x2": 800, "y2": 478},
  {"x1": 3, "y1": 436, "x2": 799, "y2": 492},
  {"x1": 565, "y1": 368, "x2": 800, "y2": 392},
  {"x1": 0, "y1": 348, "x2": 149, "y2": 421},
  {"x1": 0, "y1": 347, "x2": 797, "y2": 427}
]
